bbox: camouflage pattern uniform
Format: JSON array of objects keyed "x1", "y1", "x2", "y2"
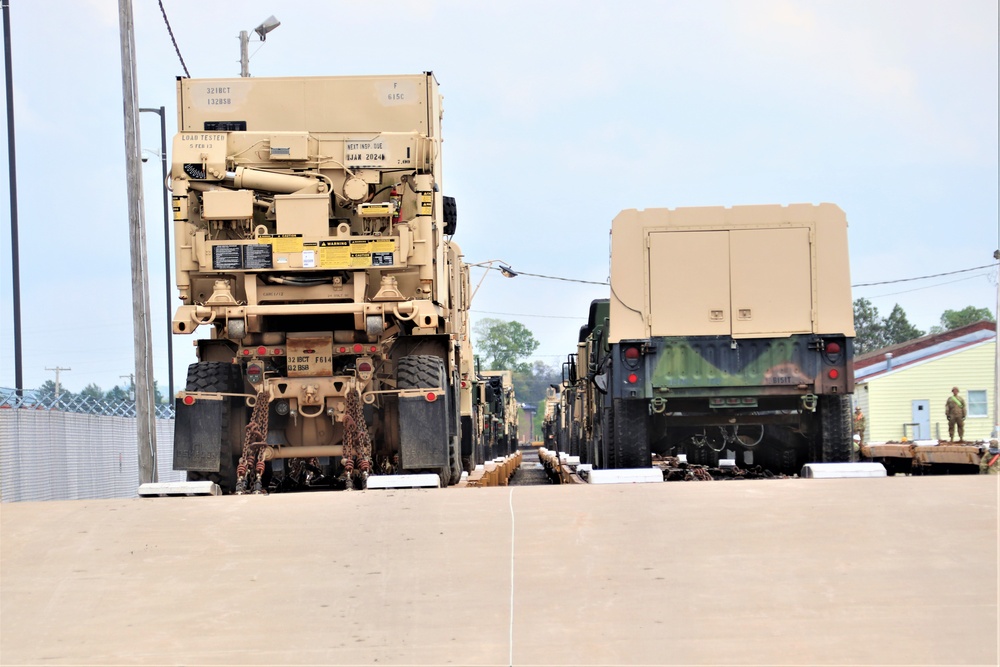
[
  {"x1": 945, "y1": 388, "x2": 966, "y2": 442},
  {"x1": 980, "y1": 445, "x2": 1000, "y2": 475},
  {"x1": 853, "y1": 408, "x2": 866, "y2": 445}
]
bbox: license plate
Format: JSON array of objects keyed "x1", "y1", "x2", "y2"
[{"x1": 286, "y1": 333, "x2": 333, "y2": 377}]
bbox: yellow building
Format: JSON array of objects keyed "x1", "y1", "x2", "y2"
[{"x1": 854, "y1": 321, "x2": 996, "y2": 443}]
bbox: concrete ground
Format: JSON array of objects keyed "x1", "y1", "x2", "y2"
[{"x1": 1, "y1": 474, "x2": 997, "y2": 666}]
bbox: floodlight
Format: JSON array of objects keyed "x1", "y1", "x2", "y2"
[{"x1": 255, "y1": 15, "x2": 281, "y2": 40}]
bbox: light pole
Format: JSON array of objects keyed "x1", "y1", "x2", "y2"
[
  {"x1": 139, "y1": 106, "x2": 173, "y2": 401},
  {"x1": 240, "y1": 15, "x2": 280, "y2": 77}
]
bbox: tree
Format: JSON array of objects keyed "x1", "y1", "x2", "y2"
[
  {"x1": 473, "y1": 318, "x2": 539, "y2": 373},
  {"x1": 939, "y1": 306, "x2": 995, "y2": 331},
  {"x1": 80, "y1": 383, "x2": 105, "y2": 401},
  {"x1": 854, "y1": 299, "x2": 925, "y2": 354},
  {"x1": 883, "y1": 304, "x2": 924, "y2": 345},
  {"x1": 853, "y1": 298, "x2": 888, "y2": 355}
]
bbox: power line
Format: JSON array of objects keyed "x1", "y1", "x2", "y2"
[
  {"x1": 471, "y1": 309, "x2": 581, "y2": 320},
  {"x1": 851, "y1": 263, "x2": 996, "y2": 288},
  {"x1": 157, "y1": 0, "x2": 190, "y2": 77},
  {"x1": 866, "y1": 271, "x2": 994, "y2": 299},
  {"x1": 478, "y1": 264, "x2": 608, "y2": 286}
]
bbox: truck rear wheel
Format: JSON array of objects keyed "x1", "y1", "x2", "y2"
[
  {"x1": 820, "y1": 394, "x2": 853, "y2": 463},
  {"x1": 397, "y1": 355, "x2": 456, "y2": 486},
  {"x1": 611, "y1": 399, "x2": 651, "y2": 468},
  {"x1": 184, "y1": 361, "x2": 246, "y2": 493}
]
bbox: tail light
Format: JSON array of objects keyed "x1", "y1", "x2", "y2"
[
  {"x1": 624, "y1": 347, "x2": 641, "y2": 360},
  {"x1": 627, "y1": 373, "x2": 639, "y2": 384}
]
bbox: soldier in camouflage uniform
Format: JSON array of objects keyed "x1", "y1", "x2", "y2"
[
  {"x1": 980, "y1": 442, "x2": 1000, "y2": 475},
  {"x1": 945, "y1": 387, "x2": 966, "y2": 442},
  {"x1": 853, "y1": 406, "x2": 866, "y2": 445}
]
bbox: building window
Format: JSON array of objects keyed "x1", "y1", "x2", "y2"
[{"x1": 968, "y1": 390, "x2": 988, "y2": 418}]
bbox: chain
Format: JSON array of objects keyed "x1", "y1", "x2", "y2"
[
  {"x1": 236, "y1": 388, "x2": 270, "y2": 495},
  {"x1": 341, "y1": 388, "x2": 373, "y2": 487}
]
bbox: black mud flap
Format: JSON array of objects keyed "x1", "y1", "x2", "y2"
[
  {"x1": 461, "y1": 416, "x2": 474, "y2": 458},
  {"x1": 399, "y1": 395, "x2": 449, "y2": 468},
  {"x1": 173, "y1": 398, "x2": 224, "y2": 472}
]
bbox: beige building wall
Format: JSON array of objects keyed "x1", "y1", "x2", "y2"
[{"x1": 859, "y1": 339, "x2": 995, "y2": 442}]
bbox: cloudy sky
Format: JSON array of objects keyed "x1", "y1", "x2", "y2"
[{"x1": 0, "y1": 0, "x2": 997, "y2": 395}]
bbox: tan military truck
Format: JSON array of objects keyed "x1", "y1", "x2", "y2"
[
  {"x1": 479, "y1": 370, "x2": 518, "y2": 459},
  {"x1": 601, "y1": 204, "x2": 856, "y2": 472},
  {"x1": 170, "y1": 73, "x2": 471, "y2": 491}
]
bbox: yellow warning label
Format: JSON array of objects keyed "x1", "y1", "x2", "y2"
[
  {"x1": 318, "y1": 239, "x2": 396, "y2": 268},
  {"x1": 260, "y1": 234, "x2": 304, "y2": 253},
  {"x1": 419, "y1": 193, "x2": 433, "y2": 216}
]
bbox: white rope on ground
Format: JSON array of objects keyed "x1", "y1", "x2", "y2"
[{"x1": 508, "y1": 487, "x2": 515, "y2": 667}]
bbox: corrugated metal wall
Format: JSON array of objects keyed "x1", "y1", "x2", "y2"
[{"x1": 0, "y1": 410, "x2": 183, "y2": 503}]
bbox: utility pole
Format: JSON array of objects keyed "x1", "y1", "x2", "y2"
[
  {"x1": 239, "y1": 30, "x2": 249, "y2": 77},
  {"x1": 119, "y1": 374, "x2": 135, "y2": 401},
  {"x1": 118, "y1": 0, "x2": 156, "y2": 484},
  {"x1": 45, "y1": 366, "x2": 71, "y2": 399},
  {"x1": 2, "y1": 0, "x2": 22, "y2": 397}
]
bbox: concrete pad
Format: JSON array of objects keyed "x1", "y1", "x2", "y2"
[{"x1": 1, "y1": 476, "x2": 997, "y2": 666}]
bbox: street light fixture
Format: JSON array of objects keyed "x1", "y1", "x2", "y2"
[
  {"x1": 240, "y1": 15, "x2": 280, "y2": 77},
  {"x1": 468, "y1": 259, "x2": 518, "y2": 302}
]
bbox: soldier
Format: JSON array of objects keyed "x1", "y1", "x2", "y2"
[
  {"x1": 945, "y1": 387, "x2": 967, "y2": 442},
  {"x1": 853, "y1": 406, "x2": 866, "y2": 446},
  {"x1": 980, "y1": 442, "x2": 999, "y2": 475}
]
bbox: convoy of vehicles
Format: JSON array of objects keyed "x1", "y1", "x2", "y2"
[
  {"x1": 166, "y1": 69, "x2": 855, "y2": 490},
  {"x1": 169, "y1": 72, "x2": 519, "y2": 492}
]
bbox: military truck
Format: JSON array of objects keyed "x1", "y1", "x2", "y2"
[
  {"x1": 479, "y1": 370, "x2": 518, "y2": 459},
  {"x1": 170, "y1": 73, "x2": 471, "y2": 491},
  {"x1": 598, "y1": 204, "x2": 856, "y2": 473}
]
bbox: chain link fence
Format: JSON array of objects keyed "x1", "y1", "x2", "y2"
[{"x1": 0, "y1": 388, "x2": 184, "y2": 503}]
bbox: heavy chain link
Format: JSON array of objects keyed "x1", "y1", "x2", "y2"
[
  {"x1": 236, "y1": 388, "x2": 270, "y2": 495},
  {"x1": 341, "y1": 388, "x2": 372, "y2": 486}
]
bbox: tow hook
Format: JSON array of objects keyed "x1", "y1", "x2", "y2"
[{"x1": 801, "y1": 394, "x2": 818, "y2": 413}]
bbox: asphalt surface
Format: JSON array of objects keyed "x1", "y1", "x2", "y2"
[{"x1": 1, "y1": 471, "x2": 997, "y2": 666}]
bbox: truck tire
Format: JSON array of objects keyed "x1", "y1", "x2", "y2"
[
  {"x1": 397, "y1": 355, "x2": 454, "y2": 485},
  {"x1": 820, "y1": 394, "x2": 853, "y2": 463},
  {"x1": 611, "y1": 399, "x2": 651, "y2": 468},
  {"x1": 184, "y1": 362, "x2": 246, "y2": 493}
]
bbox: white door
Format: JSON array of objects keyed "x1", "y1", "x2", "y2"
[{"x1": 911, "y1": 400, "x2": 931, "y2": 440}]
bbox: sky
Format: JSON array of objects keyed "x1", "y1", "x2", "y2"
[{"x1": 0, "y1": 0, "x2": 997, "y2": 395}]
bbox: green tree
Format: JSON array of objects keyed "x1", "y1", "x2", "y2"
[
  {"x1": 939, "y1": 306, "x2": 995, "y2": 331},
  {"x1": 883, "y1": 304, "x2": 924, "y2": 345},
  {"x1": 853, "y1": 298, "x2": 889, "y2": 355},
  {"x1": 79, "y1": 383, "x2": 105, "y2": 401},
  {"x1": 473, "y1": 318, "x2": 539, "y2": 373},
  {"x1": 104, "y1": 384, "x2": 133, "y2": 403}
]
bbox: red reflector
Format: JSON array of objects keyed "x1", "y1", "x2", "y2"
[
  {"x1": 370, "y1": 346, "x2": 377, "y2": 353},
  {"x1": 358, "y1": 362, "x2": 373, "y2": 373},
  {"x1": 425, "y1": 392, "x2": 437, "y2": 402},
  {"x1": 182, "y1": 395, "x2": 195, "y2": 406},
  {"x1": 353, "y1": 344, "x2": 363, "y2": 353},
  {"x1": 257, "y1": 346, "x2": 267, "y2": 356},
  {"x1": 248, "y1": 366, "x2": 262, "y2": 375},
  {"x1": 627, "y1": 373, "x2": 638, "y2": 384},
  {"x1": 461, "y1": 380, "x2": 468, "y2": 388},
  {"x1": 242, "y1": 349, "x2": 251, "y2": 356},
  {"x1": 826, "y1": 342, "x2": 841, "y2": 354},
  {"x1": 339, "y1": 347, "x2": 347, "y2": 353},
  {"x1": 828, "y1": 369, "x2": 839, "y2": 379},
  {"x1": 273, "y1": 349, "x2": 283, "y2": 355},
  {"x1": 624, "y1": 347, "x2": 640, "y2": 360}
]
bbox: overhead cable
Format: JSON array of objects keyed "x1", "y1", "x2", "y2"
[{"x1": 158, "y1": 0, "x2": 190, "y2": 77}]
